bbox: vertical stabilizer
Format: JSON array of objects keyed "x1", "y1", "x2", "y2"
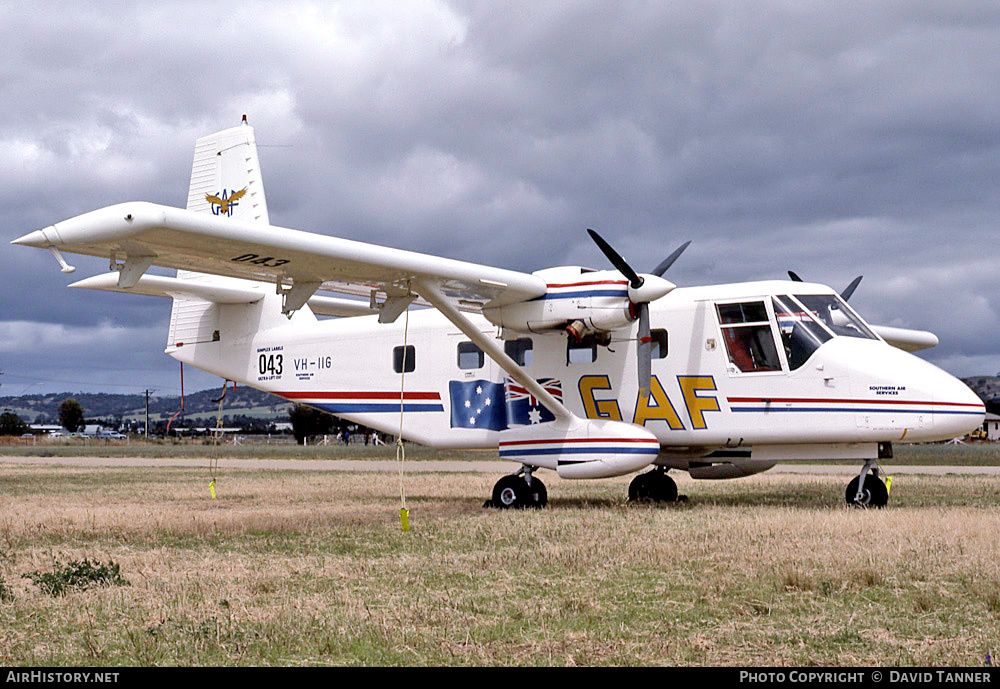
[
  {"x1": 168, "y1": 121, "x2": 309, "y2": 368},
  {"x1": 185, "y1": 120, "x2": 269, "y2": 223}
]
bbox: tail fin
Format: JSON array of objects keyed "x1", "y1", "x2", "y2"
[
  {"x1": 167, "y1": 121, "x2": 313, "y2": 372},
  {"x1": 185, "y1": 120, "x2": 269, "y2": 223}
]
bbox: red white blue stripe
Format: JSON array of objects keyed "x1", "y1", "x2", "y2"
[
  {"x1": 727, "y1": 396, "x2": 984, "y2": 415},
  {"x1": 276, "y1": 391, "x2": 444, "y2": 413},
  {"x1": 532, "y1": 279, "x2": 630, "y2": 301}
]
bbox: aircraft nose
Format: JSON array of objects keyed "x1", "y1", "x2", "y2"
[{"x1": 934, "y1": 374, "x2": 985, "y2": 439}]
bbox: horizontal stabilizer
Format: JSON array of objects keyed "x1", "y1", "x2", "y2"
[
  {"x1": 302, "y1": 295, "x2": 377, "y2": 317},
  {"x1": 870, "y1": 324, "x2": 939, "y2": 352},
  {"x1": 71, "y1": 272, "x2": 379, "y2": 317},
  {"x1": 70, "y1": 273, "x2": 266, "y2": 303}
]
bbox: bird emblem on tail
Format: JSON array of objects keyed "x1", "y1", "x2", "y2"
[{"x1": 205, "y1": 187, "x2": 248, "y2": 216}]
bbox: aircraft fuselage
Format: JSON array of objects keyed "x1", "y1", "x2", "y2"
[{"x1": 168, "y1": 278, "x2": 984, "y2": 471}]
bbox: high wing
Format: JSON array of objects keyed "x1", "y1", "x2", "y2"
[{"x1": 12, "y1": 201, "x2": 547, "y2": 314}]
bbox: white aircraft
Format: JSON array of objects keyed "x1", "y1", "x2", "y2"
[{"x1": 13, "y1": 122, "x2": 985, "y2": 508}]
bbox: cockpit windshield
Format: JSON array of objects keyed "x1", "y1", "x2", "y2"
[
  {"x1": 793, "y1": 294, "x2": 877, "y2": 341},
  {"x1": 771, "y1": 294, "x2": 878, "y2": 369},
  {"x1": 772, "y1": 296, "x2": 832, "y2": 370}
]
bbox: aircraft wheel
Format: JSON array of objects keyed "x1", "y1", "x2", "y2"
[
  {"x1": 524, "y1": 476, "x2": 547, "y2": 508},
  {"x1": 845, "y1": 475, "x2": 888, "y2": 508},
  {"x1": 628, "y1": 470, "x2": 678, "y2": 503},
  {"x1": 491, "y1": 475, "x2": 530, "y2": 509}
]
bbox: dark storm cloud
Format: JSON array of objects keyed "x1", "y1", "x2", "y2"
[{"x1": 2, "y1": 0, "x2": 998, "y2": 395}]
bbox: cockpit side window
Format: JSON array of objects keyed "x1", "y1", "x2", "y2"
[
  {"x1": 773, "y1": 296, "x2": 832, "y2": 370},
  {"x1": 793, "y1": 294, "x2": 877, "y2": 340},
  {"x1": 715, "y1": 301, "x2": 782, "y2": 373}
]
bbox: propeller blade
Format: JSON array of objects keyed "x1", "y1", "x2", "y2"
[
  {"x1": 788, "y1": 271, "x2": 862, "y2": 301},
  {"x1": 637, "y1": 302, "x2": 652, "y2": 403},
  {"x1": 650, "y1": 240, "x2": 691, "y2": 277},
  {"x1": 841, "y1": 275, "x2": 863, "y2": 301},
  {"x1": 587, "y1": 228, "x2": 643, "y2": 289}
]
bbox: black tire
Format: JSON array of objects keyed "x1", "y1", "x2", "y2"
[
  {"x1": 845, "y1": 474, "x2": 888, "y2": 508},
  {"x1": 524, "y1": 477, "x2": 547, "y2": 508},
  {"x1": 628, "y1": 470, "x2": 678, "y2": 503},
  {"x1": 492, "y1": 475, "x2": 529, "y2": 509}
]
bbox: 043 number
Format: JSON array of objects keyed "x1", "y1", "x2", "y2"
[{"x1": 259, "y1": 354, "x2": 283, "y2": 376}]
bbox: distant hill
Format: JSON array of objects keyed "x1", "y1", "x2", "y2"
[
  {"x1": 0, "y1": 386, "x2": 292, "y2": 425},
  {"x1": 962, "y1": 376, "x2": 1000, "y2": 414}
]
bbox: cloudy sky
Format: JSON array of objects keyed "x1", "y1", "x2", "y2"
[{"x1": 1, "y1": 0, "x2": 998, "y2": 397}]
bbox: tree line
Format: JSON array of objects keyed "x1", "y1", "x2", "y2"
[{"x1": 1, "y1": 398, "x2": 382, "y2": 445}]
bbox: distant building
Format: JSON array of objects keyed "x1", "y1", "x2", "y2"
[{"x1": 984, "y1": 413, "x2": 1000, "y2": 441}]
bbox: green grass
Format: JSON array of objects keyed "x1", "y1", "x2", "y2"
[
  {"x1": 3, "y1": 439, "x2": 1000, "y2": 465},
  {"x1": 0, "y1": 440, "x2": 487, "y2": 461},
  {"x1": 0, "y1": 462, "x2": 999, "y2": 665}
]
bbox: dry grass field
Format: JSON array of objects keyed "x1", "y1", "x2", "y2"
[{"x1": 1, "y1": 455, "x2": 999, "y2": 666}]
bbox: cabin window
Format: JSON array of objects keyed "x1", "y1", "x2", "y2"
[
  {"x1": 393, "y1": 345, "x2": 415, "y2": 373},
  {"x1": 772, "y1": 296, "x2": 832, "y2": 370},
  {"x1": 715, "y1": 301, "x2": 781, "y2": 373},
  {"x1": 457, "y1": 341, "x2": 484, "y2": 370},
  {"x1": 651, "y1": 329, "x2": 668, "y2": 359},
  {"x1": 504, "y1": 337, "x2": 534, "y2": 366},
  {"x1": 567, "y1": 338, "x2": 598, "y2": 364}
]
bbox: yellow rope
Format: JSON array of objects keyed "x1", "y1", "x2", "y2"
[
  {"x1": 397, "y1": 304, "x2": 411, "y2": 530},
  {"x1": 209, "y1": 379, "x2": 230, "y2": 497}
]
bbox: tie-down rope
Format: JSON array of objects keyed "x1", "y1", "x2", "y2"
[{"x1": 396, "y1": 303, "x2": 411, "y2": 531}]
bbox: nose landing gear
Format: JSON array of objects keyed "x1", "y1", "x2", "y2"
[{"x1": 846, "y1": 459, "x2": 889, "y2": 508}]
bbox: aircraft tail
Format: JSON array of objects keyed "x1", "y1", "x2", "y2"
[
  {"x1": 167, "y1": 121, "x2": 313, "y2": 376},
  {"x1": 184, "y1": 120, "x2": 270, "y2": 223}
]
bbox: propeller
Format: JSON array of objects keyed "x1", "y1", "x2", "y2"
[
  {"x1": 651, "y1": 240, "x2": 692, "y2": 277},
  {"x1": 787, "y1": 271, "x2": 863, "y2": 301},
  {"x1": 587, "y1": 229, "x2": 644, "y2": 289},
  {"x1": 587, "y1": 229, "x2": 688, "y2": 403},
  {"x1": 840, "y1": 275, "x2": 863, "y2": 301}
]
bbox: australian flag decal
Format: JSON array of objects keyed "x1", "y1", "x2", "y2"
[
  {"x1": 505, "y1": 377, "x2": 562, "y2": 426},
  {"x1": 449, "y1": 378, "x2": 562, "y2": 430},
  {"x1": 449, "y1": 380, "x2": 508, "y2": 430}
]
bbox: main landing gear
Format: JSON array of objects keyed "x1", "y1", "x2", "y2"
[
  {"x1": 485, "y1": 465, "x2": 683, "y2": 508},
  {"x1": 845, "y1": 458, "x2": 889, "y2": 508},
  {"x1": 628, "y1": 467, "x2": 678, "y2": 503},
  {"x1": 486, "y1": 465, "x2": 547, "y2": 509}
]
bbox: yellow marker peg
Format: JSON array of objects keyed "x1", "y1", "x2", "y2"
[
  {"x1": 399, "y1": 507, "x2": 410, "y2": 532},
  {"x1": 885, "y1": 476, "x2": 893, "y2": 494},
  {"x1": 209, "y1": 479, "x2": 216, "y2": 499}
]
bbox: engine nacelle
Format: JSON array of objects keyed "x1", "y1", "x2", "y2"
[
  {"x1": 483, "y1": 266, "x2": 676, "y2": 337},
  {"x1": 498, "y1": 417, "x2": 660, "y2": 479},
  {"x1": 482, "y1": 267, "x2": 635, "y2": 334}
]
